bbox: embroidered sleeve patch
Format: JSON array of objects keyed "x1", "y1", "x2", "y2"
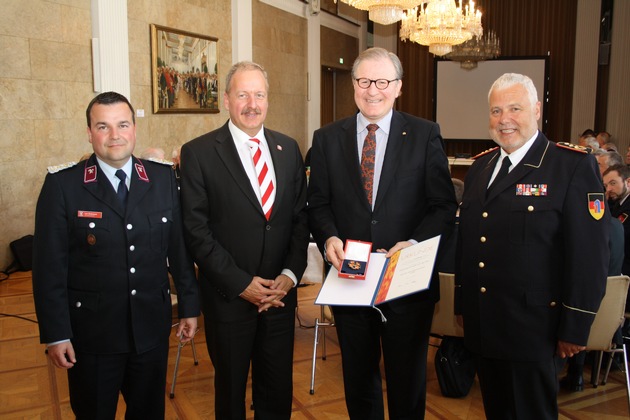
[{"x1": 588, "y1": 193, "x2": 605, "y2": 220}]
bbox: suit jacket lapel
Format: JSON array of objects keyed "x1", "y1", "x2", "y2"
[
  {"x1": 485, "y1": 133, "x2": 549, "y2": 202},
  {"x1": 373, "y1": 111, "x2": 406, "y2": 213},
  {"x1": 215, "y1": 125, "x2": 264, "y2": 217},
  {"x1": 340, "y1": 117, "x2": 371, "y2": 210},
  {"x1": 265, "y1": 130, "x2": 285, "y2": 220},
  {"x1": 476, "y1": 152, "x2": 500, "y2": 200}
]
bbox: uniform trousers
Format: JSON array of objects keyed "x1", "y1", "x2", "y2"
[
  {"x1": 475, "y1": 354, "x2": 559, "y2": 420},
  {"x1": 67, "y1": 341, "x2": 169, "y2": 420}
]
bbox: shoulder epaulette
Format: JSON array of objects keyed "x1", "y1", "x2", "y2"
[
  {"x1": 472, "y1": 147, "x2": 499, "y2": 160},
  {"x1": 47, "y1": 161, "x2": 77, "y2": 174},
  {"x1": 556, "y1": 142, "x2": 590, "y2": 154},
  {"x1": 147, "y1": 157, "x2": 174, "y2": 166}
]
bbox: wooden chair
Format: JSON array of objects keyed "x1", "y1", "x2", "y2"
[{"x1": 585, "y1": 275, "x2": 630, "y2": 412}]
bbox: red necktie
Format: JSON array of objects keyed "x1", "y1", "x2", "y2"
[
  {"x1": 249, "y1": 138, "x2": 274, "y2": 220},
  {"x1": 361, "y1": 124, "x2": 379, "y2": 206}
]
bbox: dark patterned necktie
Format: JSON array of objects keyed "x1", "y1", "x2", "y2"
[
  {"x1": 115, "y1": 169, "x2": 128, "y2": 206},
  {"x1": 361, "y1": 124, "x2": 379, "y2": 206}
]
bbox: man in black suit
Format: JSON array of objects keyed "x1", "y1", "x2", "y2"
[
  {"x1": 180, "y1": 62, "x2": 309, "y2": 419},
  {"x1": 455, "y1": 73, "x2": 609, "y2": 419},
  {"x1": 307, "y1": 47, "x2": 457, "y2": 419},
  {"x1": 32, "y1": 91, "x2": 200, "y2": 419}
]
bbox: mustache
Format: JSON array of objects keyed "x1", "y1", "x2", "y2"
[{"x1": 242, "y1": 107, "x2": 261, "y2": 115}]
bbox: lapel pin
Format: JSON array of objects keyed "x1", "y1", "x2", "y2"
[{"x1": 277, "y1": 145, "x2": 283, "y2": 151}]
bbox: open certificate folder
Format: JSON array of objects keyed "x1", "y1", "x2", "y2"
[{"x1": 315, "y1": 235, "x2": 441, "y2": 307}]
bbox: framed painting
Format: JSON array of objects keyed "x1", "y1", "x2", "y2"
[{"x1": 150, "y1": 24, "x2": 219, "y2": 114}]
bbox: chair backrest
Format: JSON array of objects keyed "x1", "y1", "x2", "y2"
[
  {"x1": 431, "y1": 272, "x2": 464, "y2": 337},
  {"x1": 586, "y1": 275, "x2": 630, "y2": 351}
]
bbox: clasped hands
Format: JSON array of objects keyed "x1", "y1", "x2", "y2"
[{"x1": 241, "y1": 274, "x2": 293, "y2": 312}]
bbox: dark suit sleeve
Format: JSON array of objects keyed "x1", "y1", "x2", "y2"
[
  {"x1": 408, "y1": 125, "x2": 457, "y2": 244},
  {"x1": 163, "y1": 167, "x2": 200, "y2": 318},
  {"x1": 32, "y1": 173, "x2": 72, "y2": 343},
  {"x1": 306, "y1": 128, "x2": 339, "y2": 252},
  {"x1": 279, "y1": 141, "x2": 310, "y2": 282},
  {"x1": 180, "y1": 142, "x2": 254, "y2": 300},
  {"x1": 558, "y1": 154, "x2": 609, "y2": 345}
]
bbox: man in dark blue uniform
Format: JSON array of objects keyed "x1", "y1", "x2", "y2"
[
  {"x1": 455, "y1": 73, "x2": 609, "y2": 419},
  {"x1": 32, "y1": 91, "x2": 200, "y2": 419}
]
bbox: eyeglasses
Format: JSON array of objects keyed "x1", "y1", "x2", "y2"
[{"x1": 355, "y1": 78, "x2": 399, "y2": 90}]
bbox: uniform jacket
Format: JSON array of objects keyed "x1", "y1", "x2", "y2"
[
  {"x1": 307, "y1": 111, "x2": 457, "y2": 306},
  {"x1": 33, "y1": 154, "x2": 200, "y2": 354},
  {"x1": 180, "y1": 122, "x2": 309, "y2": 321},
  {"x1": 610, "y1": 197, "x2": 630, "y2": 275},
  {"x1": 455, "y1": 133, "x2": 609, "y2": 361}
]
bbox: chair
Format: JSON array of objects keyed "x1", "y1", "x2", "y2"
[
  {"x1": 309, "y1": 251, "x2": 334, "y2": 395},
  {"x1": 431, "y1": 272, "x2": 464, "y2": 338},
  {"x1": 169, "y1": 293, "x2": 199, "y2": 399},
  {"x1": 310, "y1": 304, "x2": 335, "y2": 395},
  {"x1": 585, "y1": 275, "x2": 630, "y2": 411}
]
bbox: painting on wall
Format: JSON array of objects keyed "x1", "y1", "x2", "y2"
[{"x1": 150, "y1": 24, "x2": 219, "y2": 114}]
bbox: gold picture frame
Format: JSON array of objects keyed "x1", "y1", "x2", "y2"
[{"x1": 150, "y1": 24, "x2": 219, "y2": 114}]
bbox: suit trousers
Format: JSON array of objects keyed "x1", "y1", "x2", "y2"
[
  {"x1": 475, "y1": 355, "x2": 560, "y2": 420},
  {"x1": 67, "y1": 341, "x2": 169, "y2": 420},
  {"x1": 332, "y1": 301, "x2": 435, "y2": 420},
  {"x1": 205, "y1": 306, "x2": 296, "y2": 420}
]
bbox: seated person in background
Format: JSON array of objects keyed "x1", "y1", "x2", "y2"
[
  {"x1": 140, "y1": 147, "x2": 166, "y2": 160},
  {"x1": 597, "y1": 131, "x2": 612, "y2": 148},
  {"x1": 603, "y1": 164, "x2": 630, "y2": 279},
  {"x1": 594, "y1": 149, "x2": 624, "y2": 176},
  {"x1": 577, "y1": 129, "x2": 596, "y2": 146}
]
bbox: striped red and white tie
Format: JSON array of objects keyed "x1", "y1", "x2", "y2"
[{"x1": 249, "y1": 138, "x2": 274, "y2": 220}]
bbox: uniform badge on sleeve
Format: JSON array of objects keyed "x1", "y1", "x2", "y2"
[{"x1": 588, "y1": 193, "x2": 605, "y2": 220}]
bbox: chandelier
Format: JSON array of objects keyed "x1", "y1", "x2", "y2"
[
  {"x1": 333, "y1": 0, "x2": 424, "y2": 26},
  {"x1": 400, "y1": 0, "x2": 483, "y2": 56},
  {"x1": 445, "y1": 31, "x2": 500, "y2": 69}
]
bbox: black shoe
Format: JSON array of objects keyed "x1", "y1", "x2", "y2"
[{"x1": 560, "y1": 374, "x2": 584, "y2": 392}]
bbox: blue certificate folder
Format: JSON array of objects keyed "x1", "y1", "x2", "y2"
[{"x1": 315, "y1": 235, "x2": 441, "y2": 306}]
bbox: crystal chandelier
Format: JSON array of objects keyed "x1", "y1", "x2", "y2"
[
  {"x1": 334, "y1": 0, "x2": 424, "y2": 26},
  {"x1": 445, "y1": 31, "x2": 500, "y2": 70},
  {"x1": 400, "y1": 0, "x2": 483, "y2": 56}
]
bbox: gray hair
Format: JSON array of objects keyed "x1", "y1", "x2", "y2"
[
  {"x1": 352, "y1": 47, "x2": 403, "y2": 80},
  {"x1": 224, "y1": 61, "x2": 269, "y2": 94},
  {"x1": 489, "y1": 73, "x2": 538, "y2": 109}
]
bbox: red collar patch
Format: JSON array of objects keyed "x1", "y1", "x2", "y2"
[
  {"x1": 135, "y1": 162, "x2": 149, "y2": 182},
  {"x1": 84, "y1": 164, "x2": 97, "y2": 183}
]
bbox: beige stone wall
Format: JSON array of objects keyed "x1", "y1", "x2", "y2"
[
  {"x1": 0, "y1": 0, "x2": 308, "y2": 268},
  {"x1": 253, "y1": 1, "x2": 308, "y2": 155}
]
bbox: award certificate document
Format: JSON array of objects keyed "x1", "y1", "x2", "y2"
[{"x1": 315, "y1": 235, "x2": 441, "y2": 306}]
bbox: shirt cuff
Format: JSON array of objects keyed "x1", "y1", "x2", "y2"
[
  {"x1": 47, "y1": 339, "x2": 70, "y2": 347},
  {"x1": 282, "y1": 269, "x2": 298, "y2": 287}
]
